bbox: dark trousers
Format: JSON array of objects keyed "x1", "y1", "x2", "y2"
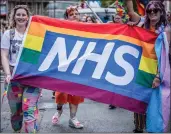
[
  {"x1": 53, "y1": 91, "x2": 55, "y2": 96},
  {"x1": 134, "y1": 113, "x2": 146, "y2": 131}
]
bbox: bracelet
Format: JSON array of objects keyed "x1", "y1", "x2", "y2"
[
  {"x1": 155, "y1": 76, "x2": 161, "y2": 81},
  {"x1": 156, "y1": 71, "x2": 160, "y2": 76}
]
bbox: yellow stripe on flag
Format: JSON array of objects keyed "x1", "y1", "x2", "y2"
[
  {"x1": 24, "y1": 34, "x2": 44, "y2": 52},
  {"x1": 27, "y1": 22, "x2": 156, "y2": 59},
  {"x1": 139, "y1": 56, "x2": 157, "y2": 74},
  {"x1": 28, "y1": 22, "x2": 150, "y2": 46}
]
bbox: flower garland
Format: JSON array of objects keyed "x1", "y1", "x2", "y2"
[{"x1": 113, "y1": 0, "x2": 130, "y2": 23}]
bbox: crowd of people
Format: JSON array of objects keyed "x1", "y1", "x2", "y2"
[{"x1": 0, "y1": 0, "x2": 171, "y2": 133}]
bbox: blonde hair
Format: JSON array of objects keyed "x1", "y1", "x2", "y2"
[{"x1": 9, "y1": 5, "x2": 31, "y2": 28}]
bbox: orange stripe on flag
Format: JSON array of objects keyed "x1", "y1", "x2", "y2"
[{"x1": 27, "y1": 22, "x2": 156, "y2": 59}]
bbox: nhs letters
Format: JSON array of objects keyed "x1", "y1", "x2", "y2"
[{"x1": 38, "y1": 31, "x2": 142, "y2": 86}]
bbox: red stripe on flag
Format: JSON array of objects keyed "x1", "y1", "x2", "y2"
[
  {"x1": 13, "y1": 75, "x2": 147, "y2": 114},
  {"x1": 31, "y1": 16, "x2": 157, "y2": 44}
]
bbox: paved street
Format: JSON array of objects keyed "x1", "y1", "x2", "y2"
[{"x1": 1, "y1": 83, "x2": 135, "y2": 133}]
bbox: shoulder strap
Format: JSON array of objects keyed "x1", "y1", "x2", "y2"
[
  {"x1": 137, "y1": 17, "x2": 145, "y2": 28},
  {"x1": 9, "y1": 29, "x2": 15, "y2": 60},
  {"x1": 10, "y1": 29, "x2": 15, "y2": 41}
]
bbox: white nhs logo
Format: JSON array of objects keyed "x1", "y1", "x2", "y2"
[{"x1": 38, "y1": 32, "x2": 142, "y2": 86}]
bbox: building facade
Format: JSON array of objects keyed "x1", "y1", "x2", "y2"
[
  {"x1": 2, "y1": 0, "x2": 171, "y2": 20},
  {"x1": 7, "y1": 0, "x2": 79, "y2": 17},
  {"x1": 0, "y1": 0, "x2": 80, "y2": 21}
]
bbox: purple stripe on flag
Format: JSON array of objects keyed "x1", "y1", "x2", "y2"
[
  {"x1": 13, "y1": 75, "x2": 147, "y2": 114},
  {"x1": 161, "y1": 46, "x2": 166, "y2": 78}
]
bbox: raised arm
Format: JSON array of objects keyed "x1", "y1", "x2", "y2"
[{"x1": 126, "y1": 0, "x2": 141, "y2": 23}]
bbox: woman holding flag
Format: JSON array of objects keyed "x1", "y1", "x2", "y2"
[
  {"x1": 126, "y1": 0, "x2": 170, "y2": 133},
  {"x1": 51, "y1": 6, "x2": 84, "y2": 129},
  {"x1": 1, "y1": 5, "x2": 41, "y2": 133}
]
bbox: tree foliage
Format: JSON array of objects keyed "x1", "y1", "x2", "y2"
[
  {"x1": 100, "y1": 0, "x2": 116, "y2": 8},
  {"x1": 100, "y1": 0, "x2": 138, "y2": 13}
]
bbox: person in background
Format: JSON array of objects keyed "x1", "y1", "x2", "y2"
[
  {"x1": 52, "y1": 91, "x2": 55, "y2": 99},
  {"x1": 112, "y1": 14, "x2": 123, "y2": 24},
  {"x1": 51, "y1": 6, "x2": 84, "y2": 129},
  {"x1": 167, "y1": 11, "x2": 171, "y2": 66},
  {"x1": 80, "y1": 14, "x2": 87, "y2": 22},
  {"x1": 85, "y1": 15, "x2": 97, "y2": 23},
  {"x1": 126, "y1": 0, "x2": 170, "y2": 133},
  {"x1": 1, "y1": 5, "x2": 41, "y2": 133},
  {"x1": 80, "y1": 0, "x2": 87, "y2": 9},
  {"x1": 167, "y1": 11, "x2": 171, "y2": 25}
]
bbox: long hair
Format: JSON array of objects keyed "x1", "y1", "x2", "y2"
[
  {"x1": 9, "y1": 5, "x2": 31, "y2": 28},
  {"x1": 86, "y1": 16, "x2": 97, "y2": 23},
  {"x1": 144, "y1": 1, "x2": 167, "y2": 30}
]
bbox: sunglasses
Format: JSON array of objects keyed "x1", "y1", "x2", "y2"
[{"x1": 147, "y1": 8, "x2": 160, "y2": 14}]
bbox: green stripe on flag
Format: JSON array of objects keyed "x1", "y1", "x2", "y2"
[
  {"x1": 20, "y1": 48, "x2": 40, "y2": 64},
  {"x1": 136, "y1": 70, "x2": 155, "y2": 88}
]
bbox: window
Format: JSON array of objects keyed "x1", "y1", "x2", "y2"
[{"x1": 45, "y1": 1, "x2": 78, "y2": 18}]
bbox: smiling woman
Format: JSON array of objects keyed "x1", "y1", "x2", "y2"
[
  {"x1": 1, "y1": 5, "x2": 42, "y2": 133},
  {"x1": 126, "y1": 0, "x2": 170, "y2": 133},
  {"x1": 10, "y1": 5, "x2": 30, "y2": 29}
]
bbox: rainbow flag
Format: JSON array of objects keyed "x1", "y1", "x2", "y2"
[{"x1": 13, "y1": 15, "x2": 158, "y2": 114}]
